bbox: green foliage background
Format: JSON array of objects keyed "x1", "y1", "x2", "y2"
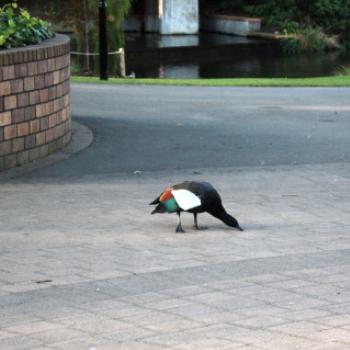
[
  {"x1": 202, "y1": 0, "x2": 350, "y2": 52},
  {"x1": 203, "y1": 0, "x2": 350, "y2": 33},
  {"x1": 16, "y1": 0, "x2": 132, "y2": 74}
]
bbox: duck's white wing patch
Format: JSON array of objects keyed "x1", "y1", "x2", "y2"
[{"x1": 171, "y1": 189, "x2": 201, "y2": 211}]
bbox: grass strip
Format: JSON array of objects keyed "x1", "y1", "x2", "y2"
[{"x1": 71, "y1": 75, "x2": 350, "y2": 87}]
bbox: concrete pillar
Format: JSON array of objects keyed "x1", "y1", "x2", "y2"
[
  {"x1": 160, "y1": 0, "x2": 199, "y2": 34},
  {"x1": 144, "y1": 0, "x2": 199, "y2": 35}
]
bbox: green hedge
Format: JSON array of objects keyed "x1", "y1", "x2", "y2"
[{"x1": 0, "y1": 2, "x2": 54, "y2": 49}]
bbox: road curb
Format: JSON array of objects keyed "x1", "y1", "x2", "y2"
[{"x1": 0, "y1": 121, "x2": 94, "y2": 180}]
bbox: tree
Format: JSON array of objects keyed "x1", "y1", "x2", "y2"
[{"x1": 17, "y1": 0, "x2": 132, "y2": 73}]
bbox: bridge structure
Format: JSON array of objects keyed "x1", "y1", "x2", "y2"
[{"x1": 144, "y1": 0, "x2": 199, "y2": 34}]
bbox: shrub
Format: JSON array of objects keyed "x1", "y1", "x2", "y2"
[
  {"x1": 0, "y1": 2, "x2": 54, "y2": 49},
  {"x1": 335, "y1": 65, "x2": 350, "y2": 75},
  {"x1": 206, "y1": 0, "x2": 350, "y2": 34},
  {"x1": 282, "y1": 27, "x2": 340, "y2": 53},
  {"x1": 205, "y1": 0, "x2": 348, "y2": 52},
  {"x1": 244, "y1": 0, "x2": 350, "y2": 34}
]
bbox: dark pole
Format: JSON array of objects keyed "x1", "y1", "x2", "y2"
[{"x1": 99, "y1": 0, "x2": 108, "y2": 80}]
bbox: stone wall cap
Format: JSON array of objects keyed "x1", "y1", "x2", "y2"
[{"x1": 0, "y1": 34, "x2": 70, "y2": 66}]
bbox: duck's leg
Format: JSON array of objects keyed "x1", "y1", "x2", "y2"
[
  {"x1": 176, "y1": 212, "x2": 185, "y2": 233},
  {"x1": 193, "y1": 213, "x2": 208, "y2": 230}
]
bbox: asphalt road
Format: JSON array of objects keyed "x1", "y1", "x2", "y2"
[{"x1": 32, "y1": 84, "x2": 350, "y2": 177}]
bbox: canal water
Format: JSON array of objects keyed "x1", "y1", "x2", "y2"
[
  {"x1": 124, "y1": 32, "x2": 350, "y2": 79},
  {"x1": 71, "y1": 31, "x2": 350, "y2": 79}
]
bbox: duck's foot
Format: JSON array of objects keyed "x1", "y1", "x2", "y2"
[
  {"x1": 176, "y1": 212, "x2": 185, "y2": 233},
  {"x1": 193, "y1": 225, "x2": 208, "y2": 230},
  {"x1": 176, "y1": 225, "x2": 185, "y2": 233},
  {"x1": 193, "y1": 214, "x2": 208, "y2": 231}
]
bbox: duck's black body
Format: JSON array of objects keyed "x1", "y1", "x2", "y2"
[{"x1": 150, "y1": 181, "x2": 243, "y2": 233}]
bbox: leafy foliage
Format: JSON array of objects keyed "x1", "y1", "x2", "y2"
[
  {"x1": 16, "y1": 0, "x2": 132, "y2": 74},
  {"x1": 205, "y1": 0, "x2": 350, "y2": 34},
  {"x1": 244, "y1": 0, "x2": 350, "y2": 33},
  {"x1": 85, "y1": 0, "x2": 132, "y2": 53},
  {"x1": 335, "y1": 65, "x2": 350, "y2": 75},
  {"x1": 0, "y1": 2, "x2": 54, "y2": 49},
  {"x1": 203, "y1": 0, "x2": 350, "y2": 52},
  {"x1": 201, "y1": 0, "x2": 264, "y2": 15},
  {"x1": 76, "y1": 0, "x2": 132, "y2": 74},
  {"x1": 282, "y1": 27, "x2": 340, "y2": 53}
]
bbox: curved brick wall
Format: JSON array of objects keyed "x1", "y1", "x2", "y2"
[{"x1": 0, "y1": 34, "x2": 71, "y2": 171}]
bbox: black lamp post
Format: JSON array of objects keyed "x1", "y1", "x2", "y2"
[{"x1": 99, "y1": 0, "x2": 108, "y2": 80}]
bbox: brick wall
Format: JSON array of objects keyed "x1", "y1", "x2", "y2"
[{"x1": 0, "y1": 34, "x2": 71, "y2": 171}]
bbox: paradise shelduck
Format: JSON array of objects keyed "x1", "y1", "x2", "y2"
[{"x1": 150, "y1": 181, "x2": 243, "y2": 233}]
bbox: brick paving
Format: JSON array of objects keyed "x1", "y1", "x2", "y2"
[{"x1": 0, "y1": 161, "x2": 350, "y2": 349}]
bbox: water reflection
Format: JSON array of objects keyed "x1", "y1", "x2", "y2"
[
  {"x1": 159, "y1": 65, "x2": 200, "y2": 79},
  {"x1": 71, "y1": 31, "x2": 350, "y2": 79},
  {"x1": 125, "y1": 33, "x2": 350, "y2": 79},
  {"x1": 125, "y1": 32, "x2": 253, "y2": 49}
]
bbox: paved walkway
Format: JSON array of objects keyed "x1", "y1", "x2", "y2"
[{"x1": 1, "y1": 85, "x2": 350, "y2": 349}]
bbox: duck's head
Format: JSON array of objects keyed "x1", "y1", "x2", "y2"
[{"x1": 225, "y1": 214, "x2": 244, "y2": 231}]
